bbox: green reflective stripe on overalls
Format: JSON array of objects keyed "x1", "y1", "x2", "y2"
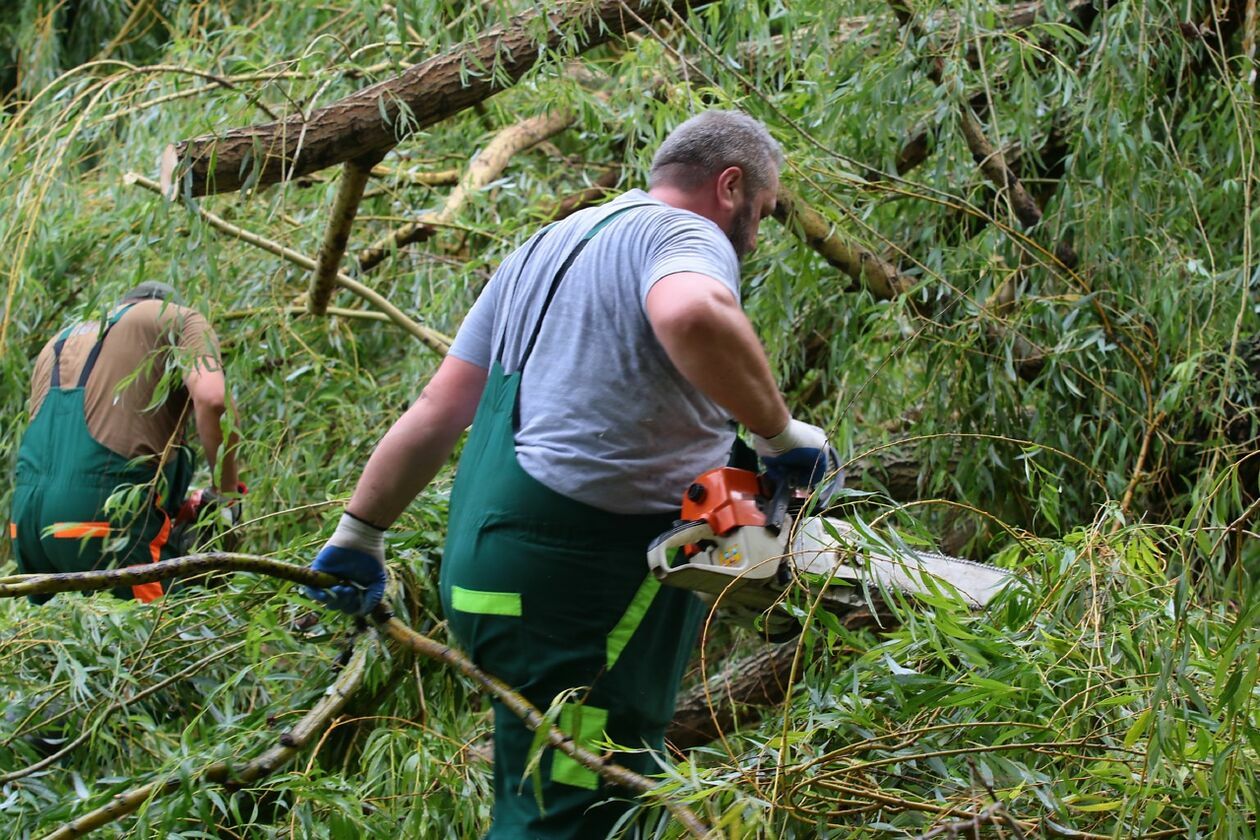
[
  {"x1": 10, "y1": 305, "x2": 192, "y2": 604},
  {"x1": 440, "y1": 205, "x2": 704, "y2": 839}
]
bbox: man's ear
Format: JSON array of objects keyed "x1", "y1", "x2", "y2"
[{"x1": 715, "y1": 165, "x2": 744, "y2": 212}]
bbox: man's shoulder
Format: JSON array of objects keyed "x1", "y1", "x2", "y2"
[
  {"x1": 118, "y1": 299, "x2": 212, "y2": 334},
  {"x1": 603, "y1": 191, "x2": 726, "y2": 242}
]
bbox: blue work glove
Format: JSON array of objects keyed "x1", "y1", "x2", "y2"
[
  {"x1": 753, "y1": 417, "x2": 840, "y2": 489},
  {"x1": 305, "y1": 512, "x2": 388, "y2": 615}
]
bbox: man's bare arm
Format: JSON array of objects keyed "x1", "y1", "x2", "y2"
[
  {"x1": 186, "y1": 362, "x2": 240, "y2": 494},
  {"x1": 345, "y1": 354, "x2": 488, "y2": 528}
]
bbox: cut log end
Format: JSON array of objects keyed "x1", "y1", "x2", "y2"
[{"x1": 158, "y1": 144, "x2": 180, "y2": 201}]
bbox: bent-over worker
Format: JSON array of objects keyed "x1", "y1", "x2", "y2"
[
  {"x1": 307, "y1": 110, "x2": 838, "y2": 837},
  {"x1": 9, "y1": 282, "x2": 241, "y2": 603}
]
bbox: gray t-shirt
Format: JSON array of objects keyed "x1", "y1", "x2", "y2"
[{"x1": 448, "y1": 189, "x2": 742, "y2": 514}]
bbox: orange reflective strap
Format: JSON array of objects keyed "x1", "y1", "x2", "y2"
[
  {"x1": 8, "y1": 522, "x2": 15, "y2": 539},
  {"x1": 51, "y1": 522, "x2": 111, "y2": 539},
  {"x1": 130, "y1": 512, "x2": 170, "y2": 603}
]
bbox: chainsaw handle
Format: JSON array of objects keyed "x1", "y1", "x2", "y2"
[
  {"x1": 763, "y1": 478, "x2": 793, "y2": 534},
  {"x1": 646, "y1": 520, "x2": 716, "y2": 578}
]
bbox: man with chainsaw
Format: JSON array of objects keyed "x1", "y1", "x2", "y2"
[
  {"x1": 9, "y1": 281, "x2": 243, "y2": 604},
  {"x1": 307, "y1": 110, "x2": 838, "y2": 836}
]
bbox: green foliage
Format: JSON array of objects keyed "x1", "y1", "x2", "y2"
[{"x1": 0, "y1": 0, "x2": 1256, "y2": 836}]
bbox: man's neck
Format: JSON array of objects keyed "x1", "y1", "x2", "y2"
[{"x1": 647, "y1": 184, "x2": 719, "y2": 223}]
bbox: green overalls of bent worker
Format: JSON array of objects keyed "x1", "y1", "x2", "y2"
[{"x1": 9, "y1": 285, "x2": 223, "y2": 604}]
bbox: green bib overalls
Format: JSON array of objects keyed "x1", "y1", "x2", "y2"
[
  {"x1": 440, "y1": 206, "x2": 705, "y2": 838},
  {"x1": 9, "y1": 305, "x2": 192, "y2": 604}
]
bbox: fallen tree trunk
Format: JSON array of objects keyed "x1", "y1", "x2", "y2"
[
  {"x1": 162, "y1": 0, "x2": 696, "y2": 197},
  {"x1": 668, "y1": 607, "x2": 893, "y2": 750}
]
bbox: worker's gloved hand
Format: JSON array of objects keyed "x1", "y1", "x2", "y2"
[
  {"x1": 753, "y1": 418, "x2": 840, "y2": 489},
  {"x1": 198, "y1": 488, "x2": 243, "y2": 529},
  {"x1": 305, "y1": 512, "x2": 387, "y2": 615},
  {"x1": 173, "y1": 486, "x2": 244, "y2": 553}
]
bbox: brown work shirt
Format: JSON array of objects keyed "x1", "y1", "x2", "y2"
[{"x1": 27, "y1": 299, "x2": 221, "y2": 461}]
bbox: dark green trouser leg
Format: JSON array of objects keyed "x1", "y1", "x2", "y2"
[{"x1": 441, "y1": 363, "x2": 704, "y2": 839}]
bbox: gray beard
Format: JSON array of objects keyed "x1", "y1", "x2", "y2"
[{"x1": 727, "y1": 199, "x2": 759, "y2": 262}]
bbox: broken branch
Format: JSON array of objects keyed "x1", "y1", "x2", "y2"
[
  {"x1": 357, "y1": 109, "x2": 575, "y2": 273},
  {"x1": 541, "y1": 167, "x2": 622, "y2": 222},
  {"x1": 162, "y1": 0, "x2": 693, "y2": 197},
  {"x1": 773, "y1": 186, "x2": 914, "y2": 300},
  {"x1": 889, "y1": 0, "x2": 1052, "y2": 237},
  {"x1": 308, "y1": 154, "x2": 382, "y2": 314},
  {"x1": 3, "y1": 556, "x2": 712, "y2": 838}
]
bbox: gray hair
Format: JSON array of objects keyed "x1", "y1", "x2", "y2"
[{"x1": 649, "y1": 110, "x2": 784, "y2": 194}]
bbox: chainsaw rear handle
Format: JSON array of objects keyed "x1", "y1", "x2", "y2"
[{"x1": 646, "y1": 520, "x2": 716, "y2": 579}]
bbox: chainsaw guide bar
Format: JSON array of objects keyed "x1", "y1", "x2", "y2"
[{"x1": 646, "y1": 468, "x2": 1019, "y2": 629}]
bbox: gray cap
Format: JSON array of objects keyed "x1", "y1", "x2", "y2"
[{"x1": 121, "y1": 281, "x2": 181, "y2": 304}]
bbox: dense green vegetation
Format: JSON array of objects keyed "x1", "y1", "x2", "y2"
[{"x1": 1, "y1": 0, "x2": 1256, "y2": 836}]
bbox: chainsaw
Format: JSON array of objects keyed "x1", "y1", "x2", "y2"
[{"x1": 646, "y1": 467, "x2": 1019, "y2": 638}]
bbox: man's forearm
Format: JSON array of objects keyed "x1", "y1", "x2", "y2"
[
  {"x1": 345, "y1": 418, "x2": 459, "y2": 528},
  {"x1": 188, "y1": 366, "x2": 241, "y2": 494},
  {"x1": 193, "y1": 399, "x2": 239, "y2": 491}
]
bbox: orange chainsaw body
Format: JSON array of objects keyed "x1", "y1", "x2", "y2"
[{"x1": 680, "y1": 468, "x2": 767, "y2": 537}]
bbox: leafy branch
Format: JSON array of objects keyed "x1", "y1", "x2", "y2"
[{"x1": 0, "y1": 555, "x2": 713, "y2": 838}]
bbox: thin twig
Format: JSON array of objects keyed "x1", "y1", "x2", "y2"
[
  {"x1": 915, "y1": 802, "x2": 1012, "y2": 839},
  {"x1": 1118, "y1": 410, "x2": 1167, "y2": 520},
  {"x1": 124, "y1": 172, "x2": 451, "y2": 355}
]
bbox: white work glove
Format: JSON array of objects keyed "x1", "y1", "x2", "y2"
[{"x1": 753, "y1": 418, "x2": 840, "y2": 489}]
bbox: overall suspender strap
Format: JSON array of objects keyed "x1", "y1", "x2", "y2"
[
  {"x1": 76, "y1": 303, "x2": 135, "y2": 388},
  {"x1": 492, "y1": 226, "x2": 555, "y2": 366},
  {"x1": 514, "y1": 203, "x2": 652, "y2": 375},
  {"x1": 48, "y1": 326, "x2": 75, "y2": 389},
  {"x1": 48, "y1": 303, "x2": 137, "y2": 390}
]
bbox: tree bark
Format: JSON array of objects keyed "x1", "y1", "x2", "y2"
[
  {"x1": 356, "y1": 109, "x2": 575, "y2": 273},
  {"x1": 308, "y1": 154, "x2": 381, "y2": 314},
  {"x1": 162, "y1": 0, "x2": 695, "y2": 197},
  {"x1": 773, "y1": 187, "x2": 913, "y2": 300}
]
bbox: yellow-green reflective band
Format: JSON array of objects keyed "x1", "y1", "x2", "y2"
[
  {"x1": 605, "y1": 575, "x2": 660, "y2": 670},
  {"x1": 450, "y1": 585, "x2": 522, "y2": 617},
  {"x1": 551, "y1": 703, "x2": 608, "y2": 790}
]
